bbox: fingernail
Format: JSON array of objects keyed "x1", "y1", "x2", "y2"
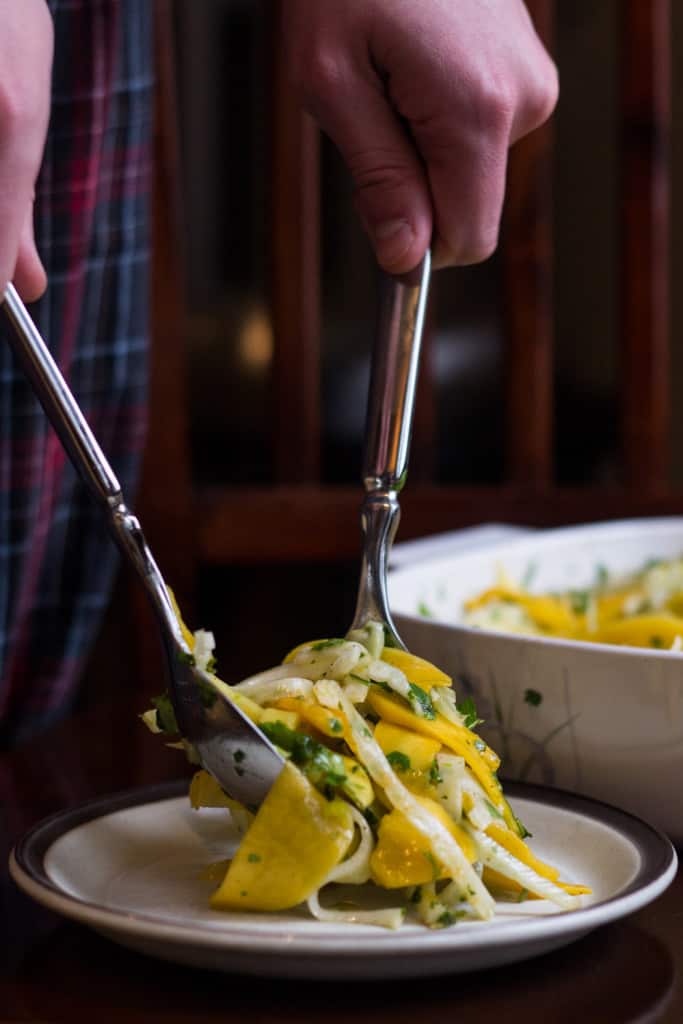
[{"x1": 370, "y1": 219, "x2": 414, "y2": 267}]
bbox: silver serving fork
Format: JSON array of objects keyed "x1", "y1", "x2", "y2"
[{"x1": 349, "y1": 251, "x2": 431, "y2": 646}]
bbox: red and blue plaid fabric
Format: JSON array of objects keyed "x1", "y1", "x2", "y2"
[{"x1": 0, "y1": 0, "x2": 153, "y2": 746}]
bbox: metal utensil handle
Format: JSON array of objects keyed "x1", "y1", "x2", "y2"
[
  {"x1": 362, "y1": 251, "x2": 431, "y2": 494},
  {"x1": 1, "y1": 284, "x2": 186, "y2": 652},
  {"x1": 3, "y1": 284, "x2": 122, "y2": 507}
]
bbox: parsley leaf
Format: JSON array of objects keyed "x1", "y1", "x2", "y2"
[
  {"x1": 524, "y1": 688, "x2": 543, "y2": 707},
  {"x1": 408, "y1": 682, "x2": 436, "y2": 719},
  {"x1": 387, "y1": 750, "x2": 411, "y2": 772},
  {"x1": 456, "y1": 696, "x2": 482, "y2": 729}
]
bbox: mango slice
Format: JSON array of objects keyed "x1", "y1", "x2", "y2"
[
  {"x1": 370, "y1": 796, "x2": 476, "y2": 888},
  {"x1": 210, "y1": 762, "x2": 354, "y2": 911},
  {"x1": 374, "y1": 719, "x2": 441, "y2": 772},
  {"x1": 379, "y1": 648, "x2": 452, "y2": 688}
]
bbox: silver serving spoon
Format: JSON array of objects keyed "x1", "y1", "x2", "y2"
[
  {"x1": 1, "y1": 285, "x2": 284, "y2": 809},
  {"x1": 349, "y1": 250, "x2": 431, "y2": 646}
]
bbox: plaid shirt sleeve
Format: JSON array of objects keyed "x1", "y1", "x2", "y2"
[{"x1": 0, "y1": 0, "x2": 153, "y2": 746}]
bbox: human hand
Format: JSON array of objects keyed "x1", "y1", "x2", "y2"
[
  {"x1": 0, "y1": 0, "x2": 53, "y2": 300},
  {"x1": 283, "y1": 0, "x2": 558, "y2": 273}
]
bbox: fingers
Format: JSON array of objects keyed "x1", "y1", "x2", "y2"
[
  {"x1": 13, "y1": 200, "x2": 47, "y2": 301},
  {"x1": 293, "y1": 55, "x2": 433, "y2": 274}
]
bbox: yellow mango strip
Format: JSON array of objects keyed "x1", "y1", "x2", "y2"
[
  {"x1": 282, "y1": 638, "x2": 335, "y2": 663},
  {"x1": 189, "y1": 769, "x2": 247, "y2": 817},
  {"x1": 273, "y1": 697, "x2": 350, "y2": 740},
  {"x1": 368, "y1": 689, "x2": 502, "y2": 796},
  {"x1": 259, "y1": 707, "x2": 300, "y2": 731},
  {"x1": 485, "y1": 823, "x2": 591, "y2": 896},
  {"x1": 374, "y1": 719, "x2": 441, "y2": 772},
  {"x1": 370, "y1": 797, "x2": 476, "y2": 889},
  {"x1": 575, "y1": 613, "x2": 683, "y2": 649},
  {"x1": 379, "y1": 648, "x2": 452, "y2": 688},
  {"x1": 482, "y1": 867, "x2": 541, "y2": 900},
  {"x1": 211, "y1": 762, "x2": 354, "y2": 912},
  {"x1": 339, "y1": 755, "x2": 374, "y2": 808},
  {"x1": 594, "y1": 588, "x2": 641, "y2": 625},
  {"x1": 485, "y1": 822, "x2": 560, "y2": 881},
  {"x1": 369, "y1": 688, "x2": 499, "y2": 771},
  {"x1": 482, "y1": 868, "x2": 590, "y2": 900},
  {"x1": 167, "y1": 587, "x2": 196, "y2": 651},
  {"x1": 464, "y1": 588, "x2": 578, "y2": 634},
  {"x1": 205, "y1": 673, "x2": 263, "y2": 724}
]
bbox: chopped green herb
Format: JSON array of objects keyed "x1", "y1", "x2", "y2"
[
  {"x1": 474, "y1": 739, "x2": 486, "y2": 752},
  {"x1": 484, "y1": 799, "x2": 504, "y2": 820},
  {"x1": 517, "y1": 887, "x2": 530, "y2": 903},
  {"x1": 311, "y1": 638, "x2": 345, "y2": 651},
  {"x1": 569, "y1": 590, "x2": 590, "y2": 615},
  {"x1": 387, "y1": 750, "x2": 411, "y2": 772},
  {"x1": 247, "y1": 853, "x2": 261, "y2": 863},
  {"x1": 151, "y1": 692, "x2": 179, "y2": 735},
  {"x1": 382, "y1": 626, "x2": 401, "y2": 649},
  {"x1": 422, "y1": 850, "x2": 440, "y2": 880},
  {"x1": 408, "y1": 682, "x2": 436, "y2": 719},
  {"x1": 437, "y1": 910, "x2": 464, "y2": 927},
  {"x1": 233, "y1": 749, "x2": 245, "y2": 763},
  {"x1": 328, "y1": 717, "x2": 344, "y2": 734},
  {"x1": 521, "y1": 561, "x2": 538, "y2": 589},
  {"x1": 524, "y1": 688, "x2": 543, "y2": 707},
  {"x1": 363, "y1": 807, "x2": 379, "y2": 828},
  {"x1": 205, "y1": 655, "x2": 217, "y2": 674},
  {"x1": 429, "y1": 757, "x2": 443, "y2": 786},
  {"x1": 418, "y1": 601, "x2": 434, "y2": 619},
  {"x1": 176, "y1": 648, "x2": 196, "y2": 667},
  {"x1": 260, "y1": 721, "x2": 348, "y2": 797},
  {"x1": 595, "y1": 564, "x2": 609, "y2": 589},
  {"x1": 240, "y1": 890, "x2": 248, "y2": 897},
  {"x1": 196, "y1": 677, "x2": 217, "y2": 709},
  {"x1": 650, "y1": 635, "x2": 665, "y2": 649},
  {"x1": 512, "y1": 810, "x2": 531, "y2": 839},
  {"x1": 456, "y1": 696, "x2": 482, "y2": 729}
]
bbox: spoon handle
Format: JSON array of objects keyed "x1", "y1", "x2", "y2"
[
  {"x1": 1, "y1": 284, "x2": 186, "y2": 654},
  {"x1": 351, "y1": 252, "x2": 432, "y2": 643}
]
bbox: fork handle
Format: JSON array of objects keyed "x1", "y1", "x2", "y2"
[{"x1": 362, "y1": 251, "x2": 431, "y2": 494}]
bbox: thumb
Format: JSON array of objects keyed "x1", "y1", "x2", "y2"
[
  {"x1": 305, "y1": 69, "x2": 432, "y2": 274},
  {"x1": 13, "y1": 201, "x2": 47, "y2": 302}
]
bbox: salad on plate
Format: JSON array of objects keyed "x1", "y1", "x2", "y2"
[{"x1": 143, "y1": 603, "x2": 589, "y2": 930}]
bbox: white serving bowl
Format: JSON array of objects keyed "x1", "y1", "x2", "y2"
[{"x1": 388, "y1": 518, "x2": 683, "y2": 842}]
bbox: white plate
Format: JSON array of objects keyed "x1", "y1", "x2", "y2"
[{"x1": 10, "y1": 780, "x2": 677, "y2": 979}]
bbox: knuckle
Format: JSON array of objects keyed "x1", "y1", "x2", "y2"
[
  {"x1": 291, "y1": 46, "x2": 348, "y2": 114},
  {"x1": 532, "y1": 57, "x2": 560, "y2": 125},
  {"x1": 470, "y1": 75, "x2": 516, "y2": 137}
]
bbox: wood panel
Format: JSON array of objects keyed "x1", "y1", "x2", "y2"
[
  {"x1": 270, "y1": 1, "x2": 321, "y2": 483},
  {"x1": 619, "y1": 0, "x2": 671, "y2": 491},
  {"x1": 195, "y1": 484, "x2": 683, "y2": 564},
  {"x1": 139, "y1": 0, "x2": 196, "y2": 606},
  {"x1": 502, "y1": 0, "x2": 556, "y2": 487}
]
